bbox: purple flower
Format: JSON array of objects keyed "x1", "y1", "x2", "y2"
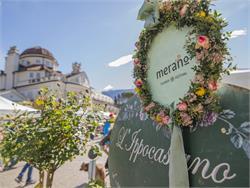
[{"x1": 200, "y1": 112, "x2": 218, "y2": 127}]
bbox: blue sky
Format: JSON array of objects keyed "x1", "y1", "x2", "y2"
[{"x1": 0, "y1": 0, "x2": 249, "y2": 91}]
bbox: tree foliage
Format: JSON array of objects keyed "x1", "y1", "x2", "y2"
[{"x1": 0, "y1": 87, "x2": 104, "y2": 187}]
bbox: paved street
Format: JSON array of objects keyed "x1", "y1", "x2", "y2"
[{"x1": 0, "y1": 153, "x2": 109, "y2": 188}]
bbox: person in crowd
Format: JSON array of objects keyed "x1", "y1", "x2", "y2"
[
  {"x1": 103, "y1": 120, "x2": 111, "y2": 136},
  {"x1": 2, "y1": 156, "x2": 18, "y2": 171},
  {"x1": 15, "y1": 163, "x2": 35, "y2": 185},
  {"x1": 100, "y1": 129, "x2": 112, "y2": 169}
]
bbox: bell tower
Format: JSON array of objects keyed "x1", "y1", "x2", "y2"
[
  {"x1": 72, "y1": 62, "x2": 81, "y2": 74},
  {"x1": 5, "y1": 46, "x2": 19, "y2": 89}
]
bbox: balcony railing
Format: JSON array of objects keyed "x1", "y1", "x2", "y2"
[{"x1": 14, "y1": 75, "x2": 63, "y2": 87}]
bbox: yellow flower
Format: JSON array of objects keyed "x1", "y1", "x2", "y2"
[
  {"x1": 196, "y1": 11, "x2": 206, "y2": 18},
  {"x1": 134, "y1": 87, "x2": 141, "y2": 94},
  {"x1": 35, "y1": 99, "x2": 44, "y2": 106},
  {"x1": 156, "y1": 114, "x2": 162, "y2": 123},
  {"x1": 195, "y1": 87, "x2": 206, "y2": 96},
  {"x1": 206, "y1": 16, "x2": 214, "y2": 23},
  {"x1": 52, "y1": 101, "x2": 59, "y2": 108}
]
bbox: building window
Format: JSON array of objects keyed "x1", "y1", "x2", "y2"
[
  {"x1": 27, "y1": 61, "x2": 31, "y2": 65},
  {"x1": 46, "y1": 61, "x2": 51, "y2": 67},
  {"x1": 75, "y1": 77, "x2": 79, "y2": 83},
  {"x1": 36, "y1": 73, "x2": 41, "y2": 79},
  {"x1": 36, "y1": 59, "x2": 41, "y2": 64},
  {"x1": 29, "y1": 72, "x2": 34, "y2": 78}
]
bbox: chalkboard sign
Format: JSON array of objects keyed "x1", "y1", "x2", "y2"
[{"x1": 109, "y1": 84, "x2": 250, "y2": 187}]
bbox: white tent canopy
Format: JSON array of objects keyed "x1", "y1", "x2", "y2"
[
  {"x1": 0, "y1": 96, "x2": 36, "y2": 116},
  {"x1": 222, "y1": 69, "x2": 250, "y2": 90}
]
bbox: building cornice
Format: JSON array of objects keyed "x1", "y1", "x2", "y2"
[
  {"x1": 14, "y1": 80, "x2": 62, "y2": 88},
  {"x1": 20, "y1": 54, "x2": 58, "y2": 64},
  {"x1": 14, "y1": 80, "x2": 90, "y2": 89}
]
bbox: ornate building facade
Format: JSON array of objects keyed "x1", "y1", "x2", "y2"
[{"x1": 0, "y1": 46, "x2": 116, "y2": 112}]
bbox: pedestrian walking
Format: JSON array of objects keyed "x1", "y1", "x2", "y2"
[
  {"x1": 100, "y1": 129, "x2": 112, "y2": 169},
  {"x1": 15, "y1": 163, "x2": 35, "y2": 185}
]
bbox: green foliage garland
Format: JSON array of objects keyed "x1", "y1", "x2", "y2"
[{"x1": 133, "y1": 0, "x2": 235, "y2": 128}]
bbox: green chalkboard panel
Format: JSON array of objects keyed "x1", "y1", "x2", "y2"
[{"x1": 109, "y1": 84, "x2": 250, "y2": 187}]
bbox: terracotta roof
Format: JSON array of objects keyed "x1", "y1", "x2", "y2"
[{"x1": 20, "y1": 46, "x2": 56, "y2": 61}]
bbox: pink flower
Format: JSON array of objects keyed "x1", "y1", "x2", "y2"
[
  {"x1": 177, "y1": 102, "x2": 188, "y2": 111},
  {"x1": 192, "y1": 74, "x2": 204, "y2": 84},
  {"x1": 133, "y1": 58, "x2": 141, "y2": 67},
  {"x1": 144, "y1": 102, "x2": 155, "y2": 112},
  {"x1": 195, "y1": 51, "x2": 206, "y2": 62},
  {"x1": 180, "y1": 112, "x2": 193, "y2": 126},
  {"x1": 160, "y1": 0, "x2": 172, "y2": 12},
  {"x1": 134, "y1": 79, "x2": 143, "y2": 87},
  {"x1": 188, "y1": 93, "x2": 197, "y2": 103},
  {"x1": 159, "y1": 111, "x2": 165, "y2": 117},
  {"x1": 193, "y1": 103, "x2": 204, "y2": 114},
  {"x1": 162, "y1": 115, "x2": 170, "y2": 125},
  {"x1": 133, "y1": 58, "x2": 140, "y2": 65},
  {"x1": 155, "y1": 111, "x2": 170, "y2": 125},
  {"x1": 208, "y1": 80, "x2": 218, "y2": 91},
  {"x1": 210, "y1": 53, "x2": 224, "y2": 64},
  {"x1": 204, "y1": 96, "x2": 214, "y2": 104},
  {"x1": 109, "y1": 112, "x2": 114, "y2": 118},
  {"x1": 196, "y1": 35, "x2": 210, "y2": 49},
  {"x1": 180, "y1": 4, "x2": 189, "y2": 17}
]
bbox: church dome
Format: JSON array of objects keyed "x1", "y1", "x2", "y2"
[{"x1": 20, "y1": 46, "x2": 56, "y2": 61}]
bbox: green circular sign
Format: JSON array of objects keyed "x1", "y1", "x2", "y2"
[
  {"x1": 147, "y1": 25, "x2": 196, "y2": 107},
  {"x1": 133, "y1": 0, "x2": 233, "y2": 127}
]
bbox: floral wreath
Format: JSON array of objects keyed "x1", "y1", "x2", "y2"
[{"x1": 133, "y1": 0, "x2": 234, "y2": 128}]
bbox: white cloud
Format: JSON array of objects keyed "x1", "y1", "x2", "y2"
[
  {"x1": 230, "y1": 29, "x2": 247, "y2": 39},
  {"x1": 103, "y1": 85, "x2": 114, "y2": 91},
  {"x1": 108, "y1": 54, "x2": 133, "y2": 67}
]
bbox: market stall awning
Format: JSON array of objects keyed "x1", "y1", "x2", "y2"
[
  {"x1": 0, "y1": 96, "x2": 36, "y2": 116},
  {"x1": 222, "y1": 69, "x2": 250, "y2": 90}
]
